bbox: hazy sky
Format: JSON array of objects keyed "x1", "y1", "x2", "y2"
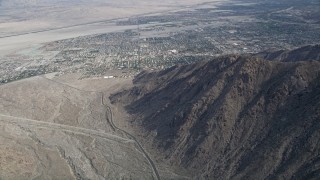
[{"x1": 0, "y1": 0, "x2": 216, "y2": 7}]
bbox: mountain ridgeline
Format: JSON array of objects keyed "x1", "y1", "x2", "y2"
[
  {"x1": 111, "y1": 46, "x2": 320, "y2": 179},
  {"x1": 256, "y1": 44, "x2": 320, "y2": 62}
]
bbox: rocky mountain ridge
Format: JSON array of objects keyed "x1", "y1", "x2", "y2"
[
  {"x1": 256, "y1": 44, "x2": 320, "y2": 62},
  {"x1": 111, "y1": 46, "x2": 320, "y2": 179}
]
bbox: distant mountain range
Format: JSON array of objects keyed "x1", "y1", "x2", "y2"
[{"x1": 111, "y1": 45, "x2": 320, "y2": 179}]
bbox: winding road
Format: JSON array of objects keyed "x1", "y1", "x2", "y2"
[
  {"x1": 103, "y1": 95, "x2": 161, "y2": 180},
  {"x1": 40, "y1": 76, "x2": 161, "y2": 180}
]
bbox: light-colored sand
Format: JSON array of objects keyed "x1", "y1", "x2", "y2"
[
  {"x1": 0, "y1": 0, "x2": 229, "y2": 56},
  {"x1": 0, "y1": 73, "x2": 154, "y2": 179}
]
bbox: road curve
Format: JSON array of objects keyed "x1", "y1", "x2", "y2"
[
  {"x1": 40, "y1": 76, "x2": 161, "y2": 180},
  {"x1": 103, "y1": 95, "x2": 161, "y2": 180}
]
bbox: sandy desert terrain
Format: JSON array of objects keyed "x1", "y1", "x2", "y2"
[
  {"x1": 0, "y1": 74, "x2": 155, "y2": 179},
  {"x1": 0, "y1": 71, "x2": 192, "y2": 179},
  {"x1": 0, "y1": 0, "x2": 227, "y2": 55}
]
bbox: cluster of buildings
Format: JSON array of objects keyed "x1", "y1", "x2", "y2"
[{"x1": 1, "y1": 1, "x2": 318, "y2": 84}]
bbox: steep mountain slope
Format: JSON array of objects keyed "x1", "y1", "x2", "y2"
[
  {"x1": 256, "y1": 44, "x2": 320, "y2": 62},
  {"x1": 111, "y1": 54, "x2": 320, "y2": 179}
]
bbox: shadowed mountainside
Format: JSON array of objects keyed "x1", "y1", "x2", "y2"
[{"x1": 111, "y1": 51, "x2": 320, "y2": 179}]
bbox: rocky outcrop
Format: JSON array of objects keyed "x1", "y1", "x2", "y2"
[{"x1": 111, "y1": 53, "x2": 320, "y2": 179}]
